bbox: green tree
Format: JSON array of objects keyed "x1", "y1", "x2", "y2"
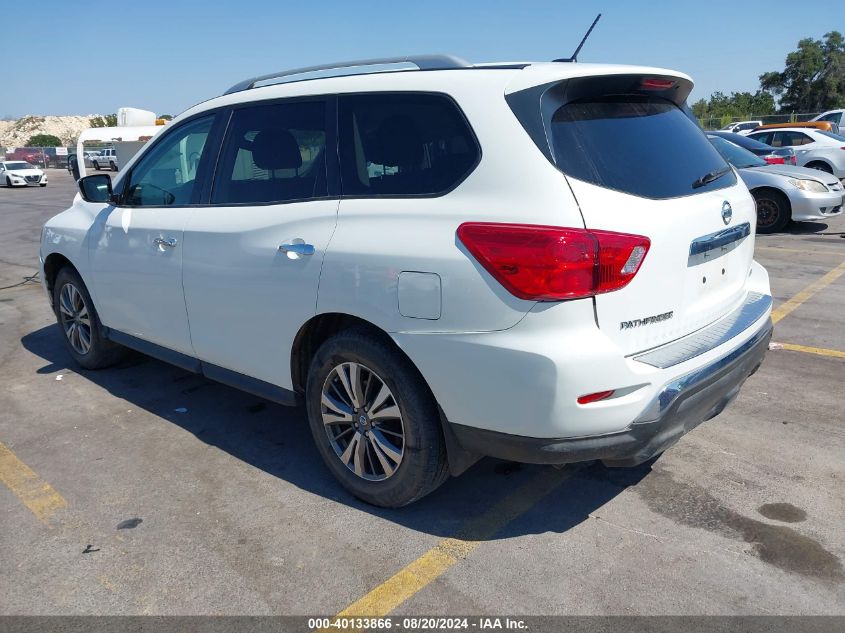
[
  {"x1": 26, "y1": 134, "x2": 63, "y2": 147},
  {"x1": 89, "y1": 114, "x2": 118, "y2": 128},
  {"x1": 759, "y1": 31, "x2": 845, "y2": 112},
  {"x1": 157, "y1": 114, "x2": 173, "y2": 120}
]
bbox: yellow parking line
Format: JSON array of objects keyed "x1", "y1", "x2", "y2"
[
  {"x1": 333, "y1": 467, "x2": 575, "y2": 619},
  {"x1": 771, "y1": 260, "x2": 845, "y2": 324},
  {"x1": 0, "y1": 441, "x2": 67, "y2": 522},
  {"x1": 775, "y1": 342, "x2": 845, "y2": 360}
]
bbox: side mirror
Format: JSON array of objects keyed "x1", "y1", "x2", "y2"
[{"x1": 78, "y1": 174, "x2": 115, "y2": 203}]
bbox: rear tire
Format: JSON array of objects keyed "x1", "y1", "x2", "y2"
[
  {"x1": 53, "y1": 267, "x2": 126, "y2": 370},
  {"x1": 110, "y1": 161, "x2": 117, "y2": 171},
  {"x1": 753, "y1": 189, "x2": 791, "y2": 234},
  {"x1": 93, "y1": 161, "x2": 100, "y2": 171},
  {"x1": 305, "y1": 328, "x2": 448, "y2": 507}
]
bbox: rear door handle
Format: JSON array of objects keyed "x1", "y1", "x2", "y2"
[
  {"x1": 154, "y1": 237, "x2": 178, "y2": 248},
  {"x1": 278, "y1": 241, "x2": 315, "y2": 257}
]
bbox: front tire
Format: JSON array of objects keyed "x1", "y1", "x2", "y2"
[
  {"x1": 53, "y1": 267, "x2": 125, "y2": 369},
  {"x1": 753, "y1": 189, "x2": 791, "y2": 234},
  {"x1": 5, "y1": 177, "x2": 12, "y2": 187},
  {"x1": 39, "y1": 183, "x2": 47, "y2": 187},
  {"x1": 306, "y1": 328, "x2": 448, "y2": 507}
]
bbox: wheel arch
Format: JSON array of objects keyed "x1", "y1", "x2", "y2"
[
  {"x1": 42, "y1": 252, "x2": 79, "y2": 308},
  {"x1": 290, "y1": 312, "x2": 478, "y2": 476},
  {"x1": 750, "y1": 186, "x2": 792, "y2": 215},
  {"x1": 804, "y1": 159, "x2": 834, "y2": 172}
]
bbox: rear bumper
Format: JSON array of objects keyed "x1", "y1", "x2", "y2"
[{"x1": 451, "y1": 317, "x2": 772, "y2": 466}]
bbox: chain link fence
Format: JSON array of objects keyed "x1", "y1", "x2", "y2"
[{"x1": 699, "y1": 113, "x2": 822, "y2": 130}]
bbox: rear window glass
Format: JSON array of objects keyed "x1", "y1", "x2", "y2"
[
  {"x1": 549, "y1": 96, "x2": 735, "y2": 199},
  {"x1": 212, "y1": 101, "x2": 327, "y2": 205},
  {"x1": 338, "y1": 93, "x2": 479, "y2": 196}
]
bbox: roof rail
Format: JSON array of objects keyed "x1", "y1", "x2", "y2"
[{"x1": 223, "y1": 54, "x2": 471, "y2": 95}]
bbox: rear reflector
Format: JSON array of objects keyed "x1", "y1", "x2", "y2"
[
  {"x1": 577, "y1": 390, "x2": 615, "y2": 404},
  {"x1": 457, "y1": 223, "x2": 650, "y2": 301}
]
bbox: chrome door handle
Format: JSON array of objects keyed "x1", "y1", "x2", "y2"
[
  {"x1": 154, "y1": 237, "x2": 178, "y2": 248},
  {"x1": 278, "y1": 242, "x2": 315, "y2": 256}
]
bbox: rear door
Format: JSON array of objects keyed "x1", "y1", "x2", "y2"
[
  {"x1": 181, "y1": 98, "x2": 338, "y2": 389},
  {"x1": 545, "y1": 90, "x2": 757, "y2": 355}
]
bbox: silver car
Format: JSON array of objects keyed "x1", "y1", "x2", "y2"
[{"x1": 708, "y1": 135, "x2": 844, "y2": 233}]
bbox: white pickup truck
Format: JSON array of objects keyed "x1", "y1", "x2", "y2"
[{"x1": 91, "y1": 149, "x2": 118, "y2": 171}]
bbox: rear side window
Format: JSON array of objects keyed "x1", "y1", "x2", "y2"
[
  {"x1": 212, "y1": 100, "x2": 327, "y2": 205},
  {"x1": 773, "y1": 131, "x2": 813, "y2": 147},
  {"x1": 549, "y1": 96, "x2": 735, "y2": 199},
  {"x1": 338, "y1": 93, "x2": 479, "y2": 196},
  {"x1": 748, "y1": 132, "x2": 773, "y2": 145}
]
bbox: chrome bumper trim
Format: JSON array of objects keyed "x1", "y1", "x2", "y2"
[
  {"x1": 635, "y1": 319, "x2": 772, "y2": 424},
  {"x1": 633, "y1": 292, "x2": 772, "y2": 369}
]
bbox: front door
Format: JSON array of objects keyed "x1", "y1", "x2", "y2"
[
  {"x1": 182, "y1": 99, "x2": 338, "y2": 388},
  {"x1": 87, "y1": 115, "x2": 217, "y2": 355}
]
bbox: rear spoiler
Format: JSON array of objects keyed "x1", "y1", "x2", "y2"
[{"x1": 506, "y1": 72, "x2": 694, "y2": 164}]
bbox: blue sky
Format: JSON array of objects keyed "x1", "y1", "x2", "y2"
[{"x1": 4, "y1": 0, "x2": 838, "y2": 118}]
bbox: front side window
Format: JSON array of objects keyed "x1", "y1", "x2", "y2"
[
  {"x1": 338, "y1": 93, "x2": 479, "y2": 196},
  {"x1": 124, "y1": 116, "x2": 214, "y2": 206},
  {"x1": 549, "y1": 96, "x2": 735, "y2": 199},
  {"x1": 212, "y1": 100, "x2": 327, "y2": 204}
]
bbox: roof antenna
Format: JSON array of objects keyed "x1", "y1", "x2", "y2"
[{"x1": 554, "y1": 13, "x2": 602, "y2": 62}]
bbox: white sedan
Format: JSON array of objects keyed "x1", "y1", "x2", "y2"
[
  {"x1": 746, "y1": 128, "x2": 845, "y2": 180},
  {"x1": 0, "y1": 161, "x2": 47, "y2": 187}
]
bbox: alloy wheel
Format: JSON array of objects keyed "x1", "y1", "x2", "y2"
[
  {"x1": 321, "y1": 362, "x2": 405, "y2": 481},
  {"x1": 59, "y1": 283, "x2": 92, "y2": 355}
]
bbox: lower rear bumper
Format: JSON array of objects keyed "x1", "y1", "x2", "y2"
[{"x1": 450, "y1": 318, "x2": 773, "y2": 467}]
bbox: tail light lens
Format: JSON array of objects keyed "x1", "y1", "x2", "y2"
[
  {"x1": 457, "y1": 223, "x2": 650, "y2": 301},
  {"x1": 764, "y1": 155, "x2": 785, "y2": 165},
  {"x1": 790, "y1": 155, "x2": 797, "y2": 165}
]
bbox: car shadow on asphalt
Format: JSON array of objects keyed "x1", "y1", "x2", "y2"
[
  {"x1": 786, "y1": 221, "x2": 830, "y2": 234},
  {"x1": 21, "y1": 324, "x2": 652, "y2": 541}
]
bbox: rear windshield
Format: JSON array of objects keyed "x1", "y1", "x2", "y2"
[
  {"x1": 818, "y1": 130, "x2": 845, "y2": 142},
  {"x1": 549, "y1": 96, "x2": 735, "y2": 199}
]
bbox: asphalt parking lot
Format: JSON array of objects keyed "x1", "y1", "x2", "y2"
[{"x1": 1, "y1": 169, "x2": 844, "y2": 616}]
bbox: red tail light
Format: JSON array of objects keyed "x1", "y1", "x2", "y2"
[
  {"x1": 457, "y1": 223, "x2": 650, "y2": 301},
  {"x1": 764, "y1": 156, "x2": 785, "y2": 165},
  {"x1": 790, "y1": 155, "x2": 797, "y2": 165}
]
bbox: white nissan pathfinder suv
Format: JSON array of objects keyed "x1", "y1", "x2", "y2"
[{"x1": 40, "y1": 56, "x2": 773, "y2": 507}]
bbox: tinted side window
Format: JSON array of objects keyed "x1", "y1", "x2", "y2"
[
  {"x1": 338, "y1": 93, "x2": 479, "y2": 196},
  {"x1": 549, "y1": 96, "x2": 735, "y2": 199},
  {"x1": 124, "y1": 116, "x2": 214, "y2": 206},
  {"x1": 212, "y1": 101, "x2": 327, "y2": 205},
  {"x1": 749, "y1": 132, "x2": 773, "y2": 146},
  {"x1": 775, "y1": 131, "x2": 812, "y2": 147}
]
